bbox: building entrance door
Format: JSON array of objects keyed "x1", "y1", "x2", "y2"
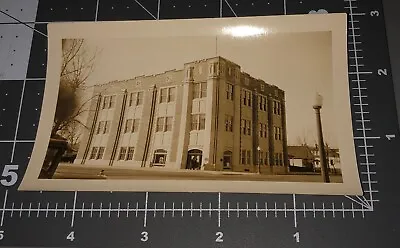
[
  {"x1": 186, "y1": 149, "x2": 202, "y2": 170},
  {"x1": 223, "y1": 151, "x2": 232, "y2": 170}
]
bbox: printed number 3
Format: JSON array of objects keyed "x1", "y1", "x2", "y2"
[
  {"x1": 1, "y1": 165, "x2": 19, "y2": 187},
  {"x1": 141, "y1": 231, "x2": 148, "y2": 242},
  {"x1": 370, "y1": 10, "x2": 379, "y2": 16}
]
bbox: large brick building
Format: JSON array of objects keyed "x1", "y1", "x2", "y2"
[{"x1": 74, "y1": 56, "x2": 289, "y2": 174}]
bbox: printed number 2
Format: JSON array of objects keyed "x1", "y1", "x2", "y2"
[
  {"x1": 216, "y1": 232, "x2": 223, "y2": 243},
  {"x1": 1, "y1": 165, "x2": 18, "y2": 187},
  {"x1": 141, "y1": 231, "x2": 148, "y2": 242}
]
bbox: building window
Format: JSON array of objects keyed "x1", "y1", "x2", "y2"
[
  {"x1": 273, "y1": 100, "x2": 281, "y2": 115},
  {"x1": 126, "y1": 147, "x2": 135, "y2": 160},
  {"x1": 156, "y1": 117, "x2": 173, "y2": 132},
  {"x1": 118, "y1": 147, "x2": 135, "y2": 161},
  {"x1": 199, "y1": 114, "x2": 206, "y2": 129},
  {"x1": 259, "y1": 96, "x2": 267, "y2": 111},
  {"x1": 191, "y1": 114, "x2": 205, "y2": 131},
  {"x1": 124, "y1": 119, "x2": 139, "y2": 133},
  {"x1": 124, "y1": 119, "x2": 133, "y2": 133},
  {"x1": 104, "y1": 121, "x2": 110, "y2": 134},
  {"x1": 168, "y1": 87, "x2": 176, "y2": 102},
  {"x1": 137, "y1": 92, "x2": 143, "y2": 105},
  {"x1": 89, "y1": 147, "x2": 106, "y2": 160},
  {"x1": 263, "y1": 97, "x2": 267, "y2": 111},
  {"x1": 259, "y1": 123, "x2": 267, "y2": 138},
  {"x1": 274, "y1": 127, "x2": 282, "y2": 140},
  {"x1": 274, "y1": 153, "x2": 279, "y2": 165},
  {"x1": 192, "y1": 82, "x2": 207, "y2": 99},
  {"x1": 153, "y1": 149, "x2": 167, "y2": 166},
  {"x1": 225, "y1": 115, "x2": 233, "y2": 132},
  {"x1": 160, "y1": 88, "x2": 168, "y2": 103},
  {"x1": 246, "y1": 150, "x2": 251, "y2": 165},
  {"x1": 265, "y1": 152, "x2": 269, "y2": 165},
  {"x1": 96, "y1": 147, "x2": 105, "y2": 159},
  {"x1": 260, "y1": 84, "x2": 264, "y2": 92},
  {"x1": 226, "y1": 83, "x2": 234, "y2": 100},
  {"x1": 200, "y1": 82, "x2": 207, "y2": 97},
  {"x1": 241, "y1": 150, "x2": 246, "y2": 164},
  {"x1": 156, "y1": 117, "x2": 165, "y2": 132},
  {"x1": 90, "y1": 147, "x2": 98, "y2": 160},
  {"x1": 129, "y1": 92, "x2": 144, "y2": 106},
  {"x1": 228, "y1": 67, "x2": 232, "y2": 76},
  {"x1": 279, "y1": 153, "x2": 283, "y2": 166},
  {"x1": 132, "y1": 119, "x2": 139, "y2": 132},
  {"x1": 186, "y1": 66, "x2": 194, "y2": 80},
  {"x1": 102, "y1": 95, "x2": 115, "y2": 109},
  {"x1": 118, "y1": 147, "x2": 127, "y2": 160},
  {"x1": 96, "y1": 121, "x2": 110, "y2": 134},
  {"x1": 96, "y1": 121, "x2": 104, "y2": 134},
  {"x1": 243, "y1": 90, "x2": 252, "y2": 106},
  {"x1": 165, "y1": 117, "x2": 173, "y2": 131},
  {"x1": 241, "y1": 119, "x2": 251, "y2": 135},
  {"x1": 161, "y1": 87, "x2": 176, "y2": 103}
]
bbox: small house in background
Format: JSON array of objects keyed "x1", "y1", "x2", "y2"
[
  {"x1": 287, "y1": 145, "x2": 315, "y2": 172},
  {"x1": 310, "y1": 144, "x2": 341, "y2": 175}
]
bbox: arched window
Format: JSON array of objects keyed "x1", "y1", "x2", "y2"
[
  {"x1": 223, "y1": 151, "x2": 232, "y2": 169},
  {"x1": 153, "y1": 149, "x2": 167, "y2": 166},
  {"x1": 186, "y1": 149, "x2": 203, "y2": 170}
]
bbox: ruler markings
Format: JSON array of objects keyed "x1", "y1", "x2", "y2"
[
  {"x1": 144, "y1": 192, "x2": 148, "y2": 227},
  {"x1": 293, "y1": 194, "x2": 297, "y2": 228},
  {"x1": 10, "y1": 202, "x2": 14, "y2": 218},
  {"x1": 218, "y1": 193, "x2": 221, "y2": 227},
  {"x1": 71, "y1": 191, "x2": 77, "y2": 227},
  {"x1": 0, "y1": 190, "x2": 8, "y2": 226}
]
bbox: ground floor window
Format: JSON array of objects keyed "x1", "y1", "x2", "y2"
[
  {"x1": 223, "y1": 151, "x2": 232, "y2": 169},
  {"x1": 153, "y1": 149, "x2": 167, "y2": 166},
  {"x1": 186, "y1": 149, "x2": 202, "y2": 170},
  {"x1": 89, "y1": 146, "x2": 105, "y2": 160},
  {"x1": 240, "y1": 149, "x2": 252, "y2": 165},
  {"x1": 118, "y1": 146, "x2": 135, "y2": 161}
]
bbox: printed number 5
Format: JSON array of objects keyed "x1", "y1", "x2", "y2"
[{"x1": 1, "y1": 165, "x2": 19, "y2": 187}]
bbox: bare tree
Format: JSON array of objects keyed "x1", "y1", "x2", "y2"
[{"x1": 52, "y1": 39, "x2": 98, "y2": 139}]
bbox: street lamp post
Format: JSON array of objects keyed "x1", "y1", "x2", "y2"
[
  {"x1": 257, "y1": 146, "x2": 261, "y2": 174},
  {"x1": 313, "y1": 93, "x2": 330, "y2": 183}
]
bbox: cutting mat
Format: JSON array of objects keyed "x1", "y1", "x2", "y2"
[{"x1": 0, "y1": 0, "x2": 399, "y2": 247}]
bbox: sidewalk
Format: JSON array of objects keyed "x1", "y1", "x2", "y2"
[{"x1": 55, "y1": 163, "x2": 343, "y2": 183}]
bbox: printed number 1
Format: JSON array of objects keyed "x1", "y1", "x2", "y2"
[{"x1": 293, "y1": 232, "x2": 300, "y2": 243}]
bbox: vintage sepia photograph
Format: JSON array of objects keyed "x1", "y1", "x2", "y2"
[{"x1": 19, "y1": 14, "x2": 363, "y2": 195}]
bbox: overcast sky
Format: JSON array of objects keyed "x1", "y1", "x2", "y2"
[{"x1": 76, "y1": 31, "x2": 336, "y2": 147}]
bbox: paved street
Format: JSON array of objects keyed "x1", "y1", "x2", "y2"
[{"x1": 54, "y1": 163, "x2": 343, "y2": 183}]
